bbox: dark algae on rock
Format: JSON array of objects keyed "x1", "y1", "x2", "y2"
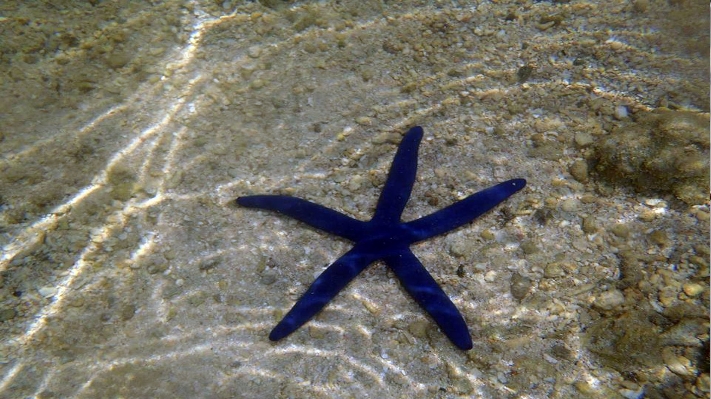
[{"x1": 593, "y1": 108, "x2": 709, "y2": 205}]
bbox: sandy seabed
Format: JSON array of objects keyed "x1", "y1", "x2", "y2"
[{"x1": 0, "y1": 1, "x2": 709, "y2": 398}]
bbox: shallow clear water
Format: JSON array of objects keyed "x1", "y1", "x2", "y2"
[{"x1": 0, "y1": 1, "x2": 708, "y2": 398}]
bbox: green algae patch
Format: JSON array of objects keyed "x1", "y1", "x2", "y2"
[
  {"x1": 583, "y1": 311, "x2": 662, "y2": 370},
  {"x1": 593, "y1": 109, "x2": 709, "y2": 205},
  {"x1": 106, "y1": 164, "x2": 138, "y2": 201}
]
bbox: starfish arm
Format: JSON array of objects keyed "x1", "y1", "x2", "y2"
[
  {"x1": 269, "y1": 244, "x2": 379, "y2": 341},
  {"x1": 237, "y1": 195, "x2": 366, "y2": 241},
  {"x1": 405, "y1": 178, "x2": 526, "y2": 242},
  {"x1": 385, "y1": 249, "x2": 473, "y2": 350},
  {"x1": 372, "y1": 126, "x2": 423, "y2": 224}
]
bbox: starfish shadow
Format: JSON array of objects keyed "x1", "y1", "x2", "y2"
[{"x1": 237, "y1": 126, "x2": 526, "y2": 350}]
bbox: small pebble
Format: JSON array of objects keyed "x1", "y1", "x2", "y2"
[
  {"x1": 247, "y1": 46, "x2": 261, "y2": 58},
  {"x1": 619, "y1": 387, "x2": 645, "y2": 399},
  {"x1": 682, "y1": 282, "x2": 704, "y2": 297},
  {"x1": 480, "y1": 229, "x2": 495, "y2": 240},
  {"x1": 309, "y1": 325, "x2": 326, "y2": 339},
  {"x1": 569, "y1": 160, "x2": 589, "y2": 183},
  {"x1": 520, "y1": 240, "x2": 539, "y2": 255},
  {"x1": 544, "y1": 262, "x2": 566, "y2": 278},
  {"x1": 355, "y1": 116, "x2": 372, "y2": 126},
  {"x1": 259, "y1": 271, "x2": 278, "y2": 285},
  {"x1": 105, "y1": 51, "x2": 131, "y2": 69},
  {"x1": 574, "y1": 131, "x2": 594, "y2": 147},
  {"x1": 250, "y1": 79, "x2": 265, "y2": 90},
  {"x1": 0, "y1": 308, "x2": 17, "y2": 322},
  {"x1": 648, "y1": 229, "x2": 669, "y2": 246},
  {"x1": 120, "y1": 304, "x2": 136, "y2": 321},
  {"x1": 560, "y1": 198, "x2": 579, "y2": 212},
  {"x1": 610, "y1": 223, "x2": 630, "y2": 238},
  {"x1": 484, "y1": 271, "x2": 497, "y2": 282},
  {"x1": 582, "y1": 217, "x2": 599, "y2": 234},
  {"x1": 614, "y1": 105, "x2": 628, "y2": 120},
  {"x1": 408, "y1": 319, "x2": 429, "y2": 338},
  {"x1": 362, "y1": 300, "x2": 380, "y2": 316},
  {"x1": 510, "y1": 272, "x2": 532, "y2": 300},
  {"x1": 38, "y1": 286, "x2": 57, "y2": 298},
  {"x1": 662, "y1": 348, "x2": 695, "y2": 377},
  {"x1": 593, "y1": 289, "x2": 625, "y2": 310},
  {"x1": 449, "y1": 239, "x2": 470, "y2": 258}
]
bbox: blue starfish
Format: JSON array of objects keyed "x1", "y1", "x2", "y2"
[{"x1": 237, "y1": 126, "x2": 525, "y2": 350}]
